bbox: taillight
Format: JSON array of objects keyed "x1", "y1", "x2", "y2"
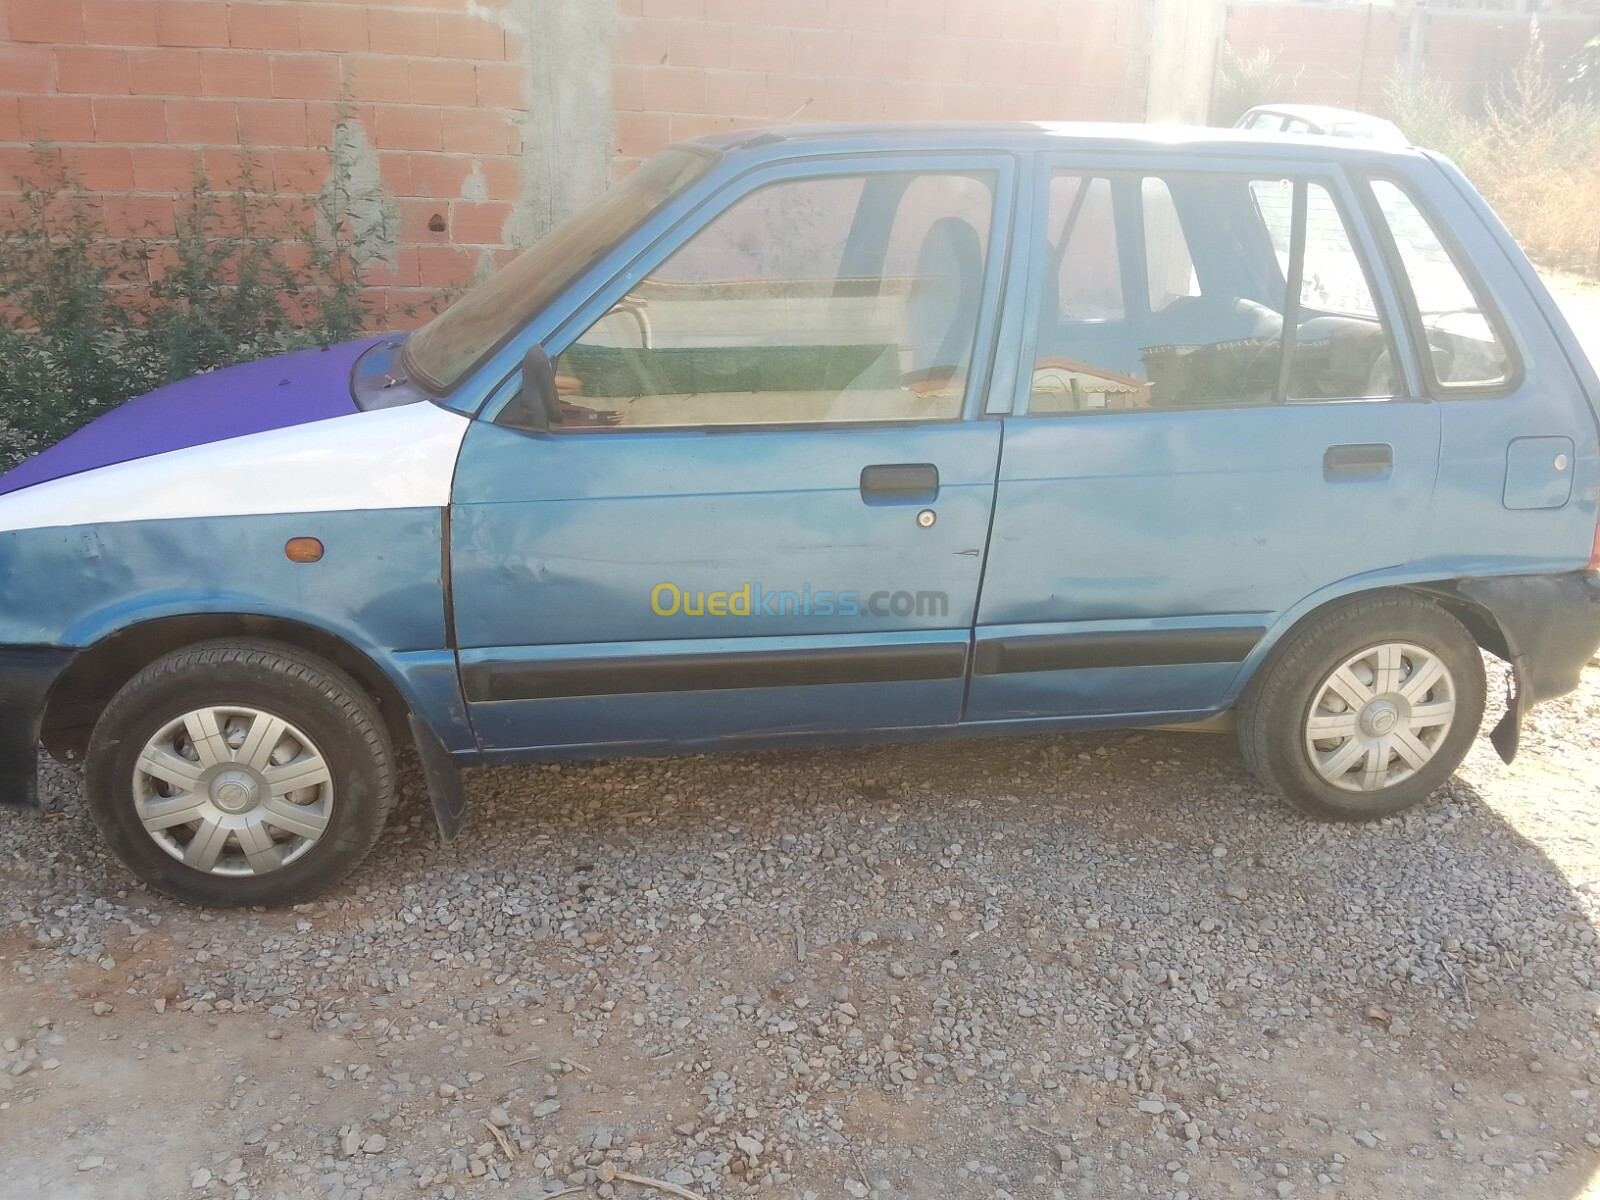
[{"x1": 1590, "y1": 521, "x2": 1600, "y2": 570}]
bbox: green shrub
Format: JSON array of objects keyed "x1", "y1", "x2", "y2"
[
  {"x1": 1387, "y1": 75, "x2": 1476, "y2": 161},
  {"x1": 0, "y1": 138, "x2": 403, "y2": 471},
  {"x1": 1211, "y1": 47, "x2": 1300, "y2": 127},
  {"x1": 1444, "y1": 33, "x2": 1600, "y2": 276},
  {"x1": 1207, "y1": 26, "x2": 1600, "y2": 279}
]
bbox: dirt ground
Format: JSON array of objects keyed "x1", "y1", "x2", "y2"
[{"x1": 2, "y1": 658, "x2": 1597, "y2": 1200}]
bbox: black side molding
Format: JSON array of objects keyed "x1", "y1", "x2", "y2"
[
  {"x1": 974, "y1": 627, "x2": 1265, "y2": 676},
  {"x1": 464, "y1": 641, "x2": 968, "y2": 702}
]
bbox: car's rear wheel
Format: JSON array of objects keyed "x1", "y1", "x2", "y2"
[
  {"x1": 86, "y1": 640, "x2": 394, "y2": 907},
  {"x1": 1237, "y1": 594, "x2": 1486, "y2": 822}
]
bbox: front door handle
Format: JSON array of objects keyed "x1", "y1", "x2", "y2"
[
  {"x1": 1323, "y1": 443, "x2": 1393, "y2": 479},
  {"x1": 860, "y1": 463, "x2": 939, "y2": 504}
]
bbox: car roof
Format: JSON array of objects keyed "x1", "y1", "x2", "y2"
[
  {"x1": 1241, "y1": 103, "x2": 1408, "y2": 140},
  {"x1": 688, "y1": 119, "x2": 1427, "y2": 163},
  {"x1": 1243, "y1": 103, "x2": 1393, "y2": 125}
]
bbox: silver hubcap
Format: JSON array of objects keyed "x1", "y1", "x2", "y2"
[
  {"x1": 1304, "y1": 643, "x2": 1457, "y2": 793},
  {"x1": 133, "y1": 706, "x2": 334, "y2": 877}
]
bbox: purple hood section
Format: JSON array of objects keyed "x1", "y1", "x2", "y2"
[{"x1": 0, "y1": 337, "x2": 383, "y2": 498}]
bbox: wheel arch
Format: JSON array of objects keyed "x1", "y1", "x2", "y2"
[
  {"x1": 1252, "y1": 580, "x2": 1511, "y2": 675},
  {"x1": 41, "y1": 613, "x2": 417, "y2": 764},
  {"x1": 1401, "y1": 582, "x2": 1512, "y2": 663},
  {"x1": 1234, "y1": 585, "x2": 1491, "y2": 820}
]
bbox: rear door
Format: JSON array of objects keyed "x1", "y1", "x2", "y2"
[
  {"x1": 449, "y1": 154, "x2": 1014, "y2": 754},
  {"x1": 966, "y1": 151, "x2": 1442, "y2": 723}
]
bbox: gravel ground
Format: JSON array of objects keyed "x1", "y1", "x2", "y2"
[
  {"x1": 1, "y1": 654, "x2": 1597, "y2": 1200},
  {"x1": 1, "y1": 278, "x2": 1597, "y2": 1200}
]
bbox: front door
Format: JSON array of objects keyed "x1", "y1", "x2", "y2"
[
  {"x1": 967, "y1": 154, "x2": 1442, "y2": 723},
  {"x1": 450, "y1": 156, "x2": 1014, "y2": 754}
]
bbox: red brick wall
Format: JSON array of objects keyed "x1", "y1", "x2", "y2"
[
  {"x1": 1, "y1": 0, "x2": 1152, "y2": 327},
  {"x1": 0, "y1": 0, "x2": 529, "y2": 326}
]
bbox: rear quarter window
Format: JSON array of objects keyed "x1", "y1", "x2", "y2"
[{"x1": 1367, "y1": 178, "x2": 1515, "y2": 391}]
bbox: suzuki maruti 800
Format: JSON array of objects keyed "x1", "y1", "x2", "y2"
[{"x1": 2, "y1": 123, "x2": 1598, "y2": 906}]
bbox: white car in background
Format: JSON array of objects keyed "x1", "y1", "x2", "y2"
[{"x1": 1235, "y1": 103, "x2": 1409, "y2": 148}]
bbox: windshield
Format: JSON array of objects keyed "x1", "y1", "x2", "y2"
[{"x1": 403, "y1": 146, "x2": 718, "y2": 394}]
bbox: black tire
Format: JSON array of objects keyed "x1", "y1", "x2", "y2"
[
  {"x1": 85, "y1": 640, "x2": 394, "y2": 907},
  {"x1": 1237, "y1": 593, "x2": 1486, "y2": 822}
]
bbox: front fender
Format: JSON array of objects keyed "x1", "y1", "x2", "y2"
[
  {"x1": 0, "y1": 510, "x2": 449, "y2": 652},
  {"x1": 0, "y1": 509, "x2": 478, "y2": 809}
]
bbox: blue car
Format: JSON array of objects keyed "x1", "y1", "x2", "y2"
[{"x1": 3, "y1": 122, "x2": 1598, "y2": 907}]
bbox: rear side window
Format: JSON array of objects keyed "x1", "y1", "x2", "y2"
[
  {"x1": 1368, "y1": 179, "x2": 1513, "y2": 390},
  {"x1": 1251, "y1": 180, "x2": 1381, "y2": 320},
  {"x1": 1029, "y1": 169, "x2": 1397, "y2": 415}
]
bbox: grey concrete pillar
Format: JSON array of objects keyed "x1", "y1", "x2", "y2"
[
  {"x1": 493, "y1": 0, "x2": 617, "y2": 246},
  {"x1": 1145, "y1": 0, "x2": 1228, "y2": 125}
]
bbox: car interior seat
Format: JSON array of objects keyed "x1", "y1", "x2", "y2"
[
  {"x1": 1141, "y1": 295, "x2": 1284, "y2": 349},
  {"x1": 902, "y1": 216, "x2": 986, "y2": 390}
]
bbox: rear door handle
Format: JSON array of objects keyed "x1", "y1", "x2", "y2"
[
  {"x1": 1323, "y1": 443, "x2": 1393, "y2": 479},
  {"x1": 860, "y1": 463, "x2": 939, "y2": 504}
]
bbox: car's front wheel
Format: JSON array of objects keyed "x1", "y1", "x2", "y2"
[
  {"x1": 1238, "y1": 594, "x2": 1487, "y2": 822},
  {"x1": 86, "y1": 640, "x2": 394, "y2": 907}
]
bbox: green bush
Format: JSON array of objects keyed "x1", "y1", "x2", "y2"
[
  {"x1": 1211, "y1": 47, "x2": 1301, "y2": 127},
  {"x1": 1386, "y1": 76, "x2": 1477, "y2": 163},
  {"x1": 0, "y1": 140, "x2": 403, "y2": 471},
  {"x1": 1217, "y1": 31, "x2": 1600, "y2": 280},
  {"x1": 1390, "y1": 33, "x2": 1600, "y2": 277}
]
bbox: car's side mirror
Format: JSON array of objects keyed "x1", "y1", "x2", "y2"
[{"x1": 499, "y1": 345, "x2": 562, "y2": 433}]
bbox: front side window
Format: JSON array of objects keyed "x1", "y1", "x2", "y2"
[
  {"x1": 549, "y1": 170, "x2": 996, "y2": 429},
  {"x1": 1369, "y1": 178, "x2": 1513, "y2": 389},
  {"x1": 404, "y1": 147, "x2": 716, "y2": 394},
  {"x1": 1029, "y1": 170, "x2": 1396, "y2": 416}
]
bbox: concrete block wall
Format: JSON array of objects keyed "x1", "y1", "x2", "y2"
[
  {"x1": 1, "y1": 0, "x2": 1155, "y2": 327},
  {"x1": 611, "y1": 0, "x2": 1151, "y2": 174},
  {"x1": 1224, "y1": 3, "x2": 1600, "y2": 116}
]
